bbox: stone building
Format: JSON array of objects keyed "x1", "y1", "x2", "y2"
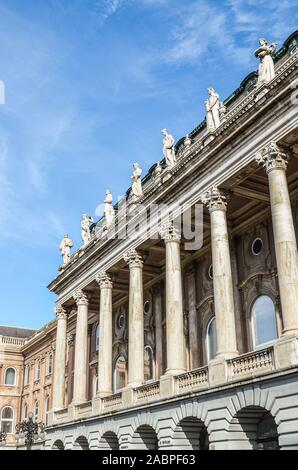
[{"x1": 1, "y1": 30, "x2": 298, "y2": 450}]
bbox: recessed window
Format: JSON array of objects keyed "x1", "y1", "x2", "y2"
[
  {"x1": 1, "y1": 407, "x2": 14, "y2": 434},
  {"x1": 24, "y1": 365, "x2": 30, "y2": 385},
  {"x1": 4, "y1": 368, "x2": 16, "y2": 386},
  {"x1": 252, "y1": 295, "x2": 278, "y2": 348},
  {"x1": 117, "y1": 314, "x2": 124, "y2": 329},
  {"x1": 144, "y1": 345, "x2": 154, "y2": 382},
  {"x1": 35, "y1": 360, "x2": 41, "y2": 381},
  {"x1": 144, "y1": 300, "x2": 151, "y2": 315},
  {"x1": 206, "y1": 317, "x2": 217, "y2": 362},
  {"x1": 34, "y1": 401, "x2": 39, "y2": 422},
  {"x1": 24, "y1": 403, "x2": 28, "y2": 419},
  {"x1": 251, "y1": 238, "x2": 263, "y2": 256},
  {"x1": 113, "y1": 356, "x2": 127, "y2": 392},
  {"x1": 45, "y1": 396, "x2": 50, "y2": 426},
  {"x1": 208, "y1": 264, "x2": 213, "y2": 280},
  {"x1": 95, "y1": 324, "x2": 100, "y2": 352},
  {"x1": 47, "y1": 354, "x2": 53, "y2": 375}
]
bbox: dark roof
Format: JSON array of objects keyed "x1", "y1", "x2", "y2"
[{"x1": 0, "y1": 325, "x2": 36, "y2": 339}]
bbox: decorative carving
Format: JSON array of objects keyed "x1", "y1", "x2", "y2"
[
  {"x1": 255, "y1": 38, "x2": 276, "y2": 86},
  {"x1": 255, "y1": 142, "x2": 288, "y2": 173},
  {"x1": 55, "y1": 304, "x2": 67, "y2": 320},
  {"x1": 67, "y1": 334, "x2": 75, "y2": 346},
  {"x1": 124, "y1": 249, "x2": 143, "y2": 268},
  {"x1": 201, "y1": 186, "x2": 228, "y2": 212},
  {"x1": 104, "y1": 190, "x2": 115, "y2": 228},
  {"x1": 184, "y1": 134, "x2": 192, "y2": 149},
  {"x1": 162, "y1": 129, "x2": 176, "y2": 167},
  {"x1": 159, "y1": 221, "x2": 181, "y2": 242},
  {"x1": 73, "y1": 289, "x2": 88, "y2": 306},
  {"x1": 59, "y1": 234, "x2": 74, "y2": 264},
  {"x1": 81, "y1": 214, "x2": 94, "y2": 246},
  {"x1": 95, "y1": 271, "x2": 113, "y2": 289},
  {"x1": 205, "y1": 87, "x2": 221, "y2": 132},
  {"x1": 130, "y1": 163, "x2": 143, "y2": 202}
]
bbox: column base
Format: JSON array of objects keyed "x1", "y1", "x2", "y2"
[
  {"x1": 208, "y1": 357, "x2": 229, "y2": 387},
  {"x1": 274, "y1": 334, "x2": 298, "y2": 369},
  {"x1": 165, "y1": 368, "x2": 186, "y2": 376},
  {"x1": 97, "y1": 390, "x2": 113, "y2": 398}
]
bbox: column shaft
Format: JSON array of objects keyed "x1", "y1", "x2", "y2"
[
  {"x1": 154, "y1": 285, "x2": 163, "y2": 378},
  {"x1": 72, "y1": 290, "x2": 89, "y2": 404},
  {"x1": 124, "y1": 250, "x2": 144, "y2": 387},
  {"x1": 187, "y1": 269, "x2": 200, "y2": 369},
  {"x1": 96, "y1": 272, "x2": 113, "y2": 397},
  {"x1": 52, "y1": 306, "x2": 67, "y2": 410}
]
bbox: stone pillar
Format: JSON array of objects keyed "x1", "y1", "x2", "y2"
[
  {"x1": 256, "y1": 142, "x2": 298, "y2": 335},
  {"x1": 52, "y1": 305, "x2": 67, "y2": 411},
  {"x1": 186, "y1": 266, "x2": 200, "y2": 369},
  {"x1": 153, "y1": 284, "x2": 163, "y2": 378},
  {"x1": 95, "y1": 271, "x2": 113, "y2": 397},
  {"x1": 124, "y1": 249, "x2": 144, "y2": 387},
  {"x1": 160, "y1": 223, "x2": 186, "y2": 375},
  {"x1": 202, "y1": 187, "x2": 238, "y2": 358},
  {"x1": 72, "y1": 289, "x2": 89, "y2": 404}
]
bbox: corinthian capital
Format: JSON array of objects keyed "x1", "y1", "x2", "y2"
[
  {"x1": 73, "y1": 288, "x2": 88, "y2": 306},
  {"x1": 95, "y1": 271, "x2": 113, "y2": 289},
  {"x1": 159, "y1": 221, "x2": 181, "y2": 242},
  {"x1": 201, "y1": 186, "x2": 227, "y2": 212},
  {"x1": 124, "y1": 249, "x2": 143, "y2": 268},
  {"x1": 255, "y1": 142, "x2": 288, "y2": 173},
  {"x1": 55, "y1": 304, "x2": 67, "y2": 320}
]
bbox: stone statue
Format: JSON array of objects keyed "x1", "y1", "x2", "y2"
[
  {"x1": 162, "y1": 129, "x2": 176, "y2": 167},
  {"x1": 81, "y1": 214, "x2": 94, "y2": 246},
  {"x1": 59, "y1": 234, "x2": 74, "y2": 264},
  {"x1": 104, "y1": 189, "x2": 115, "y2": 228},
  {"x1": 130, "y1": 163, "x2": 143, "y2": 202},
  {"x1": 255, "y1": 38, "x2": 277, "y2": 86},
  {"x1": 205, "y1": 87, "x2": 221, "y2": 132}
]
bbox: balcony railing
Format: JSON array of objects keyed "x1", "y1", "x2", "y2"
[
  {"x1": 175, "y1": 367, "x2": 209, "y2": 394},
  {"x1": 228, "y1": 347, "x2": 274, "y2": 379},
  {"x1": 0, "y1": 335, "x2": 27, "y2": 347},
  {"x1": 134, "y1": 381, "x2": 160, "y2": 403},
  {"x1": 102, "y1": 393, "x2": 123, "y2": 412}
]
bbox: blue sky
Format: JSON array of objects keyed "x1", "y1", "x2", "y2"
[{"x1": 0, "y1": 0, "x2": 297, "y2": 329}]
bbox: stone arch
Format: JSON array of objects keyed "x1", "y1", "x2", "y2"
[
  {"x1": 52, "y1": 439, "x2": 64, "y2": 450},
  {"x1": 130, "y1": 425, "x2": 158, "y2": 450},
  {"x1": 99, "y1": 431, "x2": 120, "y2": 450},
  {"x1": 172, "y1": 417, "x2": 209, "y2": 450},
  {"x1": 73, "y1": 435, "x2": 89, "y2": 450},
  {"x1": 228, "y1": 405, "x2": 279, "y2": 450}
]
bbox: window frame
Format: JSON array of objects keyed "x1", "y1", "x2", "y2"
[
  {"x1": 113, "y1": 355, "x2": 127, "y2": 393},
  {"x1": 0, "y1": 406, "x2": 14, "y2": 435},
  {"x1": 24, "y1": 364, "x2": 30, "y2": 386},
  {"x1": 205, "y1": 316, "x2": 217, "y2": 363},
  {"x1": 4, "y1": 367, "x2": 17, "y2": 387},
  {"x1": 251, "y1": 294, "x2": 278, "y2": 350},
  {"x1": 46, "y1": 353, "x2": 53, "y2": 376},
  {"x1": 33, "y1": 400, "x2": 39, "y2": 422},
  {"x1": 95, "y1": 323, "x2": 100, "y2": 352},
  {"x1": 144, "y1": 344, "x2": 154, "y2": 383},
  {"x1": 35, "y1": 360, "x2": 41, "y2": 382}
]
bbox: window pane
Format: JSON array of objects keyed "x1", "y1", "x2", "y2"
[
  {"x1": 206, "y1": 318, "x2": 217, "y2": 361},
  {"x1": 1, "y1": 421, "x2": 12, "y2": 434},
  {"x1": 2, "y1": 407, "x2": 13, "y2": 419},
  {"x1": 5, "y1": 368, "x2": 16, "y2": 385},
  {"x1": 114, "y1": 356, "x2": 126, "y2": 391},
  {"x1": 96, "y1": 325, "x2": 100, "y2": 352},
  {"x1": 252, "y1": 296, "x2": 277, "y2": 347},
  {"x1": 144, "y1": 346, "x2": 153, "y2": 382}
]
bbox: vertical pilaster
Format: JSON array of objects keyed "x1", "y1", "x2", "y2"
[{"x1": 153, "y1": 283, "x2": 163, "y2": 378}]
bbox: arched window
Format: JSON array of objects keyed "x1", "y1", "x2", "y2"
[
  {"x1": 24, "y1": 365, "x2": 30, "y2": 385},
  {"x1": 144, "y1": 345, "x2": 154, "y2": 382},
  {"x1": 35, "y1": 360, "x2": 40, "y2": 381},
  {"x1": 4, "y1": 367, "x2": 16, "y2": 386},
  {"x1": 93, "y1": 375, "x2": 98, "y2": 397},
  {"x1": 34, "y1": 400, "x2": 39, "y2": 421},
  {"x1": 113, "y1": 356, "x2": 127, "y2": 392},
  {"x1": 1, "y1": 407, "x2": 14, "y2": 434},
  {"x1": 47, "y1": 353, "x2": 53, "y2": 375},
  {"x1": 24, "y1": 403, "x2": 28, "y2": 419},
  {"x1": 44, "y1": 396, "x2": 50, "y2": 426},
  {"x1": 95, "y1": 324, "x2": 100, "y2": 352},
  {"x1": 206, "y1": 317, "x2": 217, "y2": 362},
  {"x1": 251, "y1": 295, "x2": 278, "y2": 349}
]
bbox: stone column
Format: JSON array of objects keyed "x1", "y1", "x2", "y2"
[
  {"x1": 153, "y1": 283, "x2": 163, "y2": 378},
  {"x1": 95, "y1": 271, "x2": 113, "y2": 397},
  {"x1": 72, "y1": 289, "x2": 89, "y2": 404},
  {"x1": 202, "y1": 187, "x2": 238, "y2": 358},
  {"x1": 187, "y1": 266, "x2": 200, "y2": 369},
  {"x1": 52, "y1": 305, "x2": 67, "y2": 411},
  {"x1": 124, "y1": 249, "x2": 144, "y2": 387},
  {"x1": 256, "y1": 143, "x2": 298, "y2": 335},
  {"x1": 160, "y1": 223, "x2": 186, "y2": 375}
]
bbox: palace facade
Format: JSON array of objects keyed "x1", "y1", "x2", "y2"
[{"x1": 1, "y1": 30, "x2": 298, "y2": 450}]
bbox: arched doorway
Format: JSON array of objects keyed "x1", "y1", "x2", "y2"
[
  {"x1": 131, "y1": 425, "x2": 158, "y2": 449},
  {"x1": 229, "y1": 406, "x2": 279, "y2": 450},
  {"x1": 73, "y1": 435, "x2": 89, "y2": 450},
  {"x1": 172, "y1": 417, "x2": 209, "y2": 450},
  {"x1": 52, "y1": 439, "x2": 64, "y2": 450},
  {"x1": 99, "y1": 431, "x2": 119, "y2": 450}
]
